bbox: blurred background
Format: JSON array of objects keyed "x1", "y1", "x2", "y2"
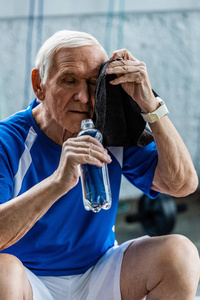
[{"x1": 0, "y1": 0, "x2": 200, "y2": 295}]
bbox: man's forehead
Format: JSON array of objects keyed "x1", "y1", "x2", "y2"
[
  {"x1": 51, "y1": 46, "x2": 107, "y2": 75},
  {"x1": 53, "y1": 45, "x2": 107, "y2": 63}
]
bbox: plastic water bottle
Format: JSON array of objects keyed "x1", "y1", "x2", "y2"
[{"x1": 78, "y1": 119, "x2": 112, "y2": 213}]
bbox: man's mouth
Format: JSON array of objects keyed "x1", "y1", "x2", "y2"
[{"x1": 69, "y1": 110, "x2": 88, "y2": 114}]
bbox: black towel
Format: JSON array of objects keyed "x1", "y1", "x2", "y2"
[{"x1": 93, "y1": 60, "x2": 156, "y2": 147}]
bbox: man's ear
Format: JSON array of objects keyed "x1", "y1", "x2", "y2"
[{"x1": 31, "y1": 68, "x2": 45, "y2": 100}]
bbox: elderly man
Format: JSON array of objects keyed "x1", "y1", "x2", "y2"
[{"x1": 0, "y1": 30, "x2": 199, "y2": 300}]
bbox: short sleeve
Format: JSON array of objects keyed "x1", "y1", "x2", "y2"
[
  {"x1": 0, "y1": 143, "x2": 14, "y2": 203},
  {"x1": 122, "y1": 142, "x2": 159, "y2": 198}
]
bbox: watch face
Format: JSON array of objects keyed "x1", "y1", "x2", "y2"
[{"x1": 150, "y1": 114, "x2": 159, "y2": 122}]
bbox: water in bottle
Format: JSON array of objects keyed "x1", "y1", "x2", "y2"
[{"x1": 78, "y1": 119, "x2": 112, "y2": 213}]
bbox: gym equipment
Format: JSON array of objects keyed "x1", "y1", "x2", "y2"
[{"x1": 126, "y1": 194, "x2": 187, "y2": 236}]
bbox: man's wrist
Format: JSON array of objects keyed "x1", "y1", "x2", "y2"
[{"x1": 141, "y1": 97, "x2": 169, "y2": 123}]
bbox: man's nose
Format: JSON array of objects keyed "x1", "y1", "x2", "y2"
[{"x1": 73, "y1": 81, "x2": 90, "y2": 103}]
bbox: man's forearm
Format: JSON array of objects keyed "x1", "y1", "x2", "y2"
[
  {"x1": 0, "y1": 173, "x2": 68, "y2": 251},
  {"x1": 150, "y1": 115, "x2": 198, "y2": 197}
]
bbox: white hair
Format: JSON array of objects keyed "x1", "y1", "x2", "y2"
[{"x1": 35, "y1": 30, "x2": 106, "y2": 83}]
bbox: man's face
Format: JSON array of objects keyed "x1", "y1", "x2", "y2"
[{"x1": 41, "y1": 45, "x2": 108, "y2": 136}]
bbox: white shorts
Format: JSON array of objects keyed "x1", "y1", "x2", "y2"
[{"x1": 25, "y1": 237, "x2": 148, "y2": 300}]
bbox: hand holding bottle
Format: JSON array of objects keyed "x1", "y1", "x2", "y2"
[{"x1": 54, "y1": 132, "x2": 112, "y2": 196}]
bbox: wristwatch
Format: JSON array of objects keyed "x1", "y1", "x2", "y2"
[{"x1": 141, "y1": 97, "x2": 169, "y2": 123}]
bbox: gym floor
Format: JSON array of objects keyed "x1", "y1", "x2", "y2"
[{"x1": 115, "y1": 189, "x2": 200, "y2": 297}]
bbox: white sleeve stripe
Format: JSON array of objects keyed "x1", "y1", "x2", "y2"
[
  {"x1": 12, "y1": 127, "x2": 37, "y2": 198},
  {"x1": 107, "y1": 146, "x2": 123, "y2": 167}
]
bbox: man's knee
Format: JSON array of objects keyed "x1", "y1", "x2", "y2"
[
  {"x1": 120, "y1": 235, "x2": 200, "y2": 299},
  {"x1": 159, "y1": 234, "x2": 199, "y2": 268},
  {"x1": 0, "y1": 253, "x2": 24, "y2": 278},
  {"x1": 158, "y1": 234, "x2": 200, "y2": 287},
  {"x1": 0, "y1": 253, "x2": 32, "y2": 300}
]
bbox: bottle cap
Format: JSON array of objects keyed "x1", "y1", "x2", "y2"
[{"x1": 81, "y1": 119, "x2": 94, "y2": 130}]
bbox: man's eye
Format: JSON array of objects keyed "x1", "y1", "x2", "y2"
[
  {"x1": 62, "y1": 77, "x2": 76, "y2": 84},
  {"x1": 88, "y1": 80, "x2": 97, "y2": 87}
]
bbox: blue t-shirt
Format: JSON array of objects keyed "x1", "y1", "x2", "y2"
[{"x1": 0, "y1": 99, "x2": 158, "y2": 276}]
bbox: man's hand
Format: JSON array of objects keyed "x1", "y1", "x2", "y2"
[
  {"x1": 106, "y1": 49, "x2": 160, "y2": 113},
  {"x1": 54, "y1": 135, "x2": 112, "y2": 193}
]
